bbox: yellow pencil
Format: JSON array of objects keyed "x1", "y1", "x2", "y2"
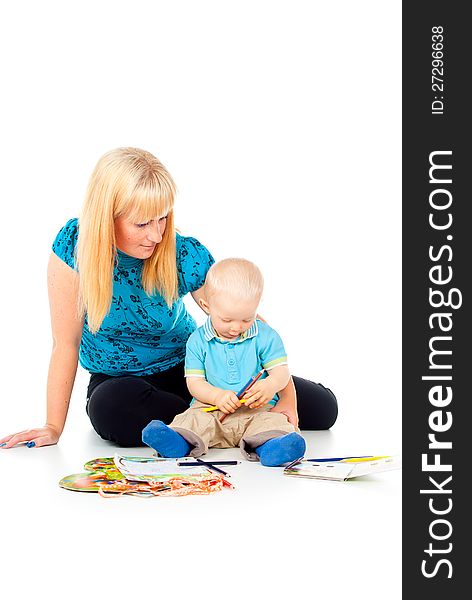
[
  {"x1": 342, "y1": 456, "x2": 391, "y2": 463},
  {"x1": 202, "y1": 399, "x2": 247, "y2": 412},
  {"x1": 200, "y1": 370, "x2": 265, "y2": 424}
]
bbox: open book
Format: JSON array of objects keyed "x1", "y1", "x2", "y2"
[
  {"x1": 283, "y1": 455, "x2": 401, "y2": 481},
  {"x1": 113, "y1": 454, "x2": 210, "y2": 482},
  {"x1": 59, "y1": 455, "x2": 226, "y2": 497}
]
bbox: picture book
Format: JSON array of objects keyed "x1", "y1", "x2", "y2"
[
  {"x1": 283, "y1": 455, "x2": 402, "y2": 481},
  {"x1": 113, "y1": 454, "x2": 210, "y2": 482},
  {"x1": 59, "y1": 455, "x2": 228, "y2": 497},
  {"x1": 59, "y1": 457, "x2": 125, "y2": 492},
  {"x1": 59, "y1": 471, "x2": 123, "y2": 493}
]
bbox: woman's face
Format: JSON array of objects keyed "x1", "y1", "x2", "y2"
[{"x1": 114, "y1": 215, "x2": 168, "y2": 259}]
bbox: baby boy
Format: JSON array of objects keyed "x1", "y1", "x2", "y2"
[{"x1": 142, "y1": 258, "x2": 306, "y2": 466}]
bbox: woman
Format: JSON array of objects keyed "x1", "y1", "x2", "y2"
[{"x1": 0, "y1": 147, "x2": 337, "y2": 449}]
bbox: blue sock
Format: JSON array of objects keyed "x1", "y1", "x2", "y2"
[
  {"x1": 142, "y1": 420, "x2": 190, "y2": 458},
  {"x1": 255, "y1": 432, "x2": 306, "y2": 467}
]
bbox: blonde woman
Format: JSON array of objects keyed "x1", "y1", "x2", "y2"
[{"x1": 0, "y1": 147, "x2": 337, "y2": 449}]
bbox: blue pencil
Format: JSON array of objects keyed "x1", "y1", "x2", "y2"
[
  {"x1": 178, "y1": 460, "x2": 240, "y2": 466},
  {"x1": 194, "y1": 457, "x2": 230, "y2": 478},
  {"x1": 235, "y1": 369, "x2": 266, "y2": 399},
  {"x1": 218, "y1": 370, "x2": 266, "y2": 423},
  {"x1": 202, "y1": 370, "x2": 266, "y2": 414}
]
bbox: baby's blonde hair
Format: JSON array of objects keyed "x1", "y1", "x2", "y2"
[
  {"x1": 205, "y1": 258, "x2": 264, "y2": 303},
  {"x1": 77, "y1": 147, "x2": 178, "y2": 333}
]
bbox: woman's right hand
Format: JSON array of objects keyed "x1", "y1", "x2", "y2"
[{"x1": 0, "y1": 425, "x2": 60, "y2": 449}]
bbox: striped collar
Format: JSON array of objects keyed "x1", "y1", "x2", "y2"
[{"x1": 203, "y1": 317, "x2": 259, "y2": 343}]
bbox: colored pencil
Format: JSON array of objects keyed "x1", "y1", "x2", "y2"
[
  {"x1": 222, "y1": 478, "x2": 235, "y2": 490},
  {"x1": 202, "y1": 369, "x2": 265, "y2": 414},
  {"x1": 306, "y1": 456, "x2": 373, "y2": 462},
  {"x1": 219, "y1": 370, "x2": 265, "y2": 423},
  {"x1": 194, "y1": 457, "x2": 230, "y2": 477},
  {"x1": 306, "y1": 456, "x2": 391, "y2": 463},
  {"x1": 177, "y1": 460, "x2": 240, "y2": 466}
]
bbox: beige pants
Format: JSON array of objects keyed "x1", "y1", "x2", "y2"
[{"x1": 169, "y1": 401, "x2": 297, "y2": 461}]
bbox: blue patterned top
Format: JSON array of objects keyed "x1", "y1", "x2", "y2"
[{"x1": 52, "y1": 218, "x2": 214, "y2": 376}]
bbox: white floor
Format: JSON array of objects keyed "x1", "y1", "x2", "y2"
[
  {"x1": 1, "y1": 378, "x2": 401, "y2": 600},
  {"x1": 0, "y1": 3, "x2": 402, "y2": 596}
]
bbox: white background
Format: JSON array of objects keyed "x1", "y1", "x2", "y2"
[{"x1": 0, "y1": 2, "x2": 401, "y2": 598}]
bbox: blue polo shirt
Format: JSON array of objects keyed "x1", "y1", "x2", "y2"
[
  {"x1": 184, "y1": 318, "x2": 288, "y2": 406},
  {"x1": 52, "y1": 218, "x2": 214, "y2": 376}
]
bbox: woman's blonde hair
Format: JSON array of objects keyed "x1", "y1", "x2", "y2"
[
  {"x1": 77, "y1": 147, "x2": 178, "y2": 333},
  {"x1": 205, "y1": 258, "x2": 264, "y2": 302}
]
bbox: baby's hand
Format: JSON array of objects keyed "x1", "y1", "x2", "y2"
[
  {"x1": 243, "y1": 379, "x2": 278, "y2": 409},
  {"x1": 214, "y1": 390, "x2": 241, "y2": 414}
]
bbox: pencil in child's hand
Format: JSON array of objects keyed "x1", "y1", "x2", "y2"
[
  {"x1": 219, "y1": 369, "x2": 265, "y2": 423},
  {"x1": 202, "y1": 369, "x2": 266, "y2": 419},
  {"x1": 203, "y1": 399, "x2": 248, "y2": 413},
  {"x1": 202, "y1": 404, "x2": 221, "y2": 413}
]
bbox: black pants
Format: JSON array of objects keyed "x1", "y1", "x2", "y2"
[{"x1": 86, "y1": 361, "x2": 338, "y2": 447}]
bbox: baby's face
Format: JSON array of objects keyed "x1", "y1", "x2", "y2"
[{"x1": 206, "y1": 293, "x2": 259, "y2": 341}]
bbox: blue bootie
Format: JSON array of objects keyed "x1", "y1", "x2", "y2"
[
  {"x1": 255, "y1": 432, "x2": 306, "y2": 467},
  {"x1": 142, "y1": 420, "x2": 190, "y2": 458}
]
